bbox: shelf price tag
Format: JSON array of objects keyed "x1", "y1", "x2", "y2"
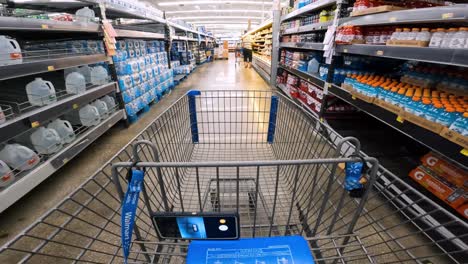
[
  {"x1": 389, "y1": 17, "x2": 397, "y2": 22},
  {"x1": 461, "y1": 149, "x2": 468, "y2": 157},
  {"x1": 72, "y1": 103, "x2": 79, "y2": 109},
  {"x1": 351, "y1": 95, "x2": 356, "y2": 100},
  {"x1": 376, "y1": 50, "x2": 384, "y2": 56},
  {"x1": 41, "y1": 24, "x2": 49, "y2": 29},
  {"x1": 442, "y1": 13, "x2": 454, "y2": 19},
  {"x1": 31, "y1": 121, "x2": 40, "y2": 128},
  {"x1": 47, "y1": 65, "x2": 55, "y2": 71},
  {"x1": 396, "y1": 116, "x2": 404, "y2": 123}
]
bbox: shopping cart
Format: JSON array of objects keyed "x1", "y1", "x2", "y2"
[{"x1": 1, "y1": 90, "x2": 466, "y2": 264}]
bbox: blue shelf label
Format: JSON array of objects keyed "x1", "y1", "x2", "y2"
[{"x1": 187, "y1": 235, "x2": 315, "y2": 264}]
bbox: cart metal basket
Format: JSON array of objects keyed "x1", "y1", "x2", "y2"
[{"x1": 1, "y1": 90, "x2": 466, "y2": 264}]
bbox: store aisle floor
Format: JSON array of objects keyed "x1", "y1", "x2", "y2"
[{"x1": 0, "y1": 53, "x2": 271, "y2": 246}]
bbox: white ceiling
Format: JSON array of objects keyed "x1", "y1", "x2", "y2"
[{"x1": 148, "y1": 0, "x2": 282, "y2": 38}]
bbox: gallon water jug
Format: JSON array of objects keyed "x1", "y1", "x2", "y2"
[
  {"x1": 79, "y1": 104, "x2": 100, "y2": 126},
  {"x1": 65, "y1": 72, "x2": 86, "y2": 94},
  {"x1": 0, "y1": 35, "x2": 22, "y2": 65},
  {"x1": 92, "y1": 99, "x2": 109, "y2": 119},
  {"x1": 30, "y1": 127, "x2": 63, "y2": 154},
  {"x1": 0, "y1": 144, "x2": 39, "y2": 171},
  {"x1": 0, "y1": 160, "x2": 13, "y2": 188},
  {"x1": 102, "y1": 95, "x2": 116, "y2": 113},
  {"x1": 90, "y1": 66, "x2": 108, "y2": 85},
  {"x1": 26, "y1": 78, "x2": 57, "y2": 106},
  {"x1": 0, "y1": 106, "x2": 6, "y2": 124},
  {"x1": 307, "y1": 58, "x2": 320, "y2": 74},
  {"x1": 48, "y1": 119, "x2": 75, "y2": 144},
  {"x1": 78, "y1": 65, "x2": 92, "y2": 84},
  {"x1": 75, "y1": 6, "x2": 95, "y2": 23}
]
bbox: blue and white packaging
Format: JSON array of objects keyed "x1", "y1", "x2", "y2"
[
  {"x1": 125, "y1": 40, "x2": 134, "y2": 50},
  {"x1": 118, "y1": 75, "x2": 133, "y2": 91},
  {"x1": 128, "y1": 49, "x2": 135, "y2": 58},
  {"x1": 115, "y1": 62, "x2": 131, "y2": 75},
  {"x1": 116, "y1": 40, "x2": 126, "y2": 50},
  {"x1": 146, "y1": 69, "x2": 154, "y2": 79},
  {"x1": 131, "y1": 73, "x2": 141, "y2": 85},
  {"x1": 128, "y1": 59, "x2": 139, "y2": 73},
  {"x1": 140, "y1": 71, "x2": 148, "y2": 82},
  {"x1": 137, "y1": 58, "x2": 145, "y2": 70}
]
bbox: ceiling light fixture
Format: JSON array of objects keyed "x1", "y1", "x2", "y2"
[
  {"x1": 166, "y1": 9, "x2": 270, "y2": 14},
  {"x1": 158, "y1": 1, "x2": 275, "y2": 6}
]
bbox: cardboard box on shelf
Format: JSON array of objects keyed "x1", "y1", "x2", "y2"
[
  {"x1": 374, "y1": 98, "x2": 402, "y2": 115},
  {"x1": 420, "y1": 152, "x2": 467, "y2": 190},
  {"x1": 440, "y1": 127, "x2": 468, "y2": 150},
  {"x1": 401, "y1": 111, "x2": 444, "y2": 134},
  {"x1": 409, "y1": 166, "x2": 467, "y2": 219}
]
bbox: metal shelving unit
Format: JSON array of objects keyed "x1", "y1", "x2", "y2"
[
  {"x1": 0, "y1": 16, "x2": 100, "y2": 32},
  {"x1": 0, "y1": 54, "x2": 108, "y2": 81},
  {"x1": 0, "y1": 109, "x2": 125, "y2": 213},
  {"x1": 273, "y1": 3, "x2": 468, "y2": 261},
  {"x1": 336, "y1": 44, "x2": 468, "y2": 67},
  {"x1": 0, "y1": 82, "x2": 117, "y2": 143},
  {"x1": 280, "y1": 42, "x2": 324, "y2": 51},
  {"x1": 280, "y1": 0, "x2": 336, "y2": 22}
]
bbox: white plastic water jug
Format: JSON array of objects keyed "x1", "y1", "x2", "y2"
[
  {"x1": 75, "y1": 7, "x2": 96, "y2": 23},
  {"x1": 30, "y1": 127, "x2": 63, "y2": 154},
  {"x1": 0, "y1": 144, "x2": 39, "y2": 171},
  {"x1": 0, "y1": 35, "x2": 22, "y2": 65},
  {"x1": 102, "y1": 95, "x2": 116, "y2": 113},
  {"x1": 48, "y1": 119, "x2": 76, "y2": 144},
  {"x1": 0, "y1": 106, "x2": 5, "y2": 124},
  {"x1": 65, "y1": 72, "x2": 86, "y2": 94},
  {"x1": 91, "y1": 99, "x2": 109, "y2": 119},
  {"x1": 0, "y1": 160, "x2": 14, "y2": 188},
  {"x1": 78, "y1": 65, "x2": 92, "y2": 84},
  {"x1": 26, "y1": 78, "x2": 57, "y2": 106},
  {"x1": 79, "y1": 104, "x2": 100, "y2": 126},
  {"x1": 90, "y1": 66, "x2": 108, "y2": 85}
]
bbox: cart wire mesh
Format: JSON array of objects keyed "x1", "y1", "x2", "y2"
[{"x1": 0, "y1": 90, "x2": 466, "y2": 264}]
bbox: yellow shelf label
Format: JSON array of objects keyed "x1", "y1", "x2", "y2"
[
  {"x1": 389, "y1": 17, "x2": 397, "y2": 22},
  {"x1": 351, "y1": 96, "x2": 356, "y2": 100},
  {"x1": 442, "y1": 13, "x2": 454, "y2": 19},
  {"x1": 41, "y1": 24, "x2": 49, "y2": 29},
  {"x1": 461, "y1": 149, "x2": 468, "y2": 157},
  {"x1": 376, "y1": 50, "x2": 384, "y2": 56},
  {"x1": 31, "y1": 121, "x2": 40, "y2": 128},
  {"x1": 72, "y1": 103, "x2": 79, "y2": 109},
  {"x1": 396, "y1": 116, "x2": 404, "y2": 123},
  {"x1": 47, "y1": 65, "x2": 55, "y2": 71}
]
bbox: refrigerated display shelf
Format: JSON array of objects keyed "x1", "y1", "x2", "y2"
[
  {"x1": 336, "y1": 44, "x2": 468, "y2": 67},
  {"x1": 114, "y1": 29, "x2": 164, "y2": 39},
  {"x1": 280, "y1": 42, "x2": 325, "y2": 51},
  {"x1": 0, "y1": 109, "x2": 125, "y2": 213},
  {"x1": 340, "y1": 4, "x2": 468, "y2": 26},
  {"x1": 0, "y1": 82, "x2": 117, "y2": 143},
  {"x1": 281, "y1": 0, "x2": 336, "y2": 22},
  {"x1": 0, "y1": 53, "x2": 108, "y2": 81},
  {"x1": 282, "y1": 21, "x2": 333, "y2": 35},
  {"x1": 279, "y1": 64, "x2": 325, "y2": 88},
  {"x1": 0, "y1": 16, "x2": 100, "y2": 32},
  {"x1": 328, "y1": 84, "x2": 467, "y2": 169}
]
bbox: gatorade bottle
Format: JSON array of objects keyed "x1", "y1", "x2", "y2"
[
  {"x1": 449, "y1": 112, "x2": 468, "y2": 136},
  {"x1": 400, "y1": 88, "x2": 415, "y2": 108},
  {"x1": 406, "y1": 96, "x2": 421, "y2": 115}
]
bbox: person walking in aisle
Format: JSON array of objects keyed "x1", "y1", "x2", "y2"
[{"x1": 242, "y1": 33, "x2": 253, "y2": 68}]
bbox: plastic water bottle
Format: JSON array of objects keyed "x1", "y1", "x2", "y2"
[
  {"x1": 75, "y1": 6, "x2": 95, "y2": 23},
  {"x1": 90, "y1": 66, "x2": 108, "y2": 85},
  {"x1": 102, "y1": 95, "x2": 116, "y2": 113},
  {"x1": 92, "y1": 99, "x2": 109, "y2": 119},
  {"x1": 78, "y1": 65, "x2": 92, "y2": 84},
  {"x1": 448, "y1": 112, "x2": 467, "y2": 136},
  {"x1": 65, "y1": 72, "x2": 86, "y2": 94},
  {"x1": 26, "y1": 78, "x2": 57, "y2": 106},
  {"x1": 79, "y1": 104, "x2": 101, "y2": 126},
  {"x1": 0, "y1": 35, "x2": 22, "y2": 65},
  {"x1": 48, "y1": 119, "x2": 75, "y2": 144},
  {"x1": 0, "y1": 160, "x2": 14, "y2": 187},
  {"x1": 0, "y1": 144, "x2": 39, "y2": 171},
  {"x1": 129, "y1": 59, "x2": 139, "y2": 73},
  {"x1": 87, "y1": 40, "x2": 99, "y2": 53},
  {"x1": 30, "y1": 126, "x2": 63, "y2": 154}
]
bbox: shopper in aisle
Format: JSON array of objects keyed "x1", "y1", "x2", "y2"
[{"x1": 242, "y1": 32, "x2": 253, "y2": 68}]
